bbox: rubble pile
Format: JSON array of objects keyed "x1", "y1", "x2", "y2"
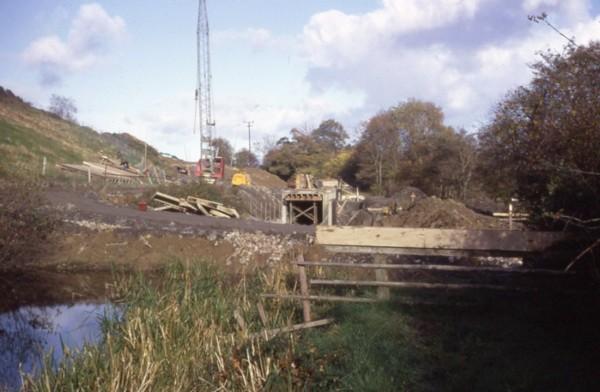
[
  {"x1": 222, "y1": 230, "x2": 304, "y2": 265},
  {"x1": 389, "y1": 186, "x2": 427, "y2": 209},
  {"x1": 335, "y1": 200, "x2": 365, "y2": 225},
  {"x1": 379, "y1": 196, "x2": 518, "y2": 230}
]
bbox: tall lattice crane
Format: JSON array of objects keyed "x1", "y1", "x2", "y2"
[{"x1": 194, "y1": 0, "x2": 223, "y2": 181}]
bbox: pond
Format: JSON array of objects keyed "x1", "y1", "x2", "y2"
[
  {"x1": 0, "y1": 301, "x2": 118, "y2": 390},
  {"x1": 0, "y1": 269, "x2": 124, "y2": 391}
]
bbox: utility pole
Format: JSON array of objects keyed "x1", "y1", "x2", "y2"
[{"x1": 245, "y1": 120, "x2": 254, "y2": 154}]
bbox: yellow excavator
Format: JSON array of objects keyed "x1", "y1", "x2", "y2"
[{"x1": 231, "y1": 171, "x2": 251, "y2": 186}]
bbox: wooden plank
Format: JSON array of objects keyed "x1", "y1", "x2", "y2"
[
  {"x1": 374, "y1": 254, "x2": 390, "y2": 300},
  {"x1": 297, "y1": 255, "x2": 312, "y2": 322},
  {"x1": 252, "y1": 318, "x2": 334, "y2": 340},
  {"x1": 208, "y1": 210, "x2": 231, "y2": 218},
  {"x1": 324, "y1": 245, "x2": 501, "y2": 257},
  {"x1": 193, "y1": 200, "x2": 210, "y2": 216},
  {"x1": 261, "y1": 293, "x2": 377, "y2": 303},
  {"x1": 262, "y1": 293, "x2": 472, "y2": 306},
  {"x1": 153, "y1": 192, "x2": 182, "y2": 205},
  {"x1": 317, "y1": 226, "x2": 567, "y2": 254},
  {"x1": 83, "y1": 161, "x2": 141, "y2": 177},
  {"x1": 310, "y1": 279, "x2": 534, "y2": 291},
  {"x1": 153, "y1": 204, "x2": 182, "y2": 212},
  {"x1": 295, "y1": 261, "x2": 571, "y2": 275},
  {"x1": 187, "y1": 196, "x2": 224, "y2": 207}
]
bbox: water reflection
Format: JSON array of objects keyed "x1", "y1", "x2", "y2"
[{"x1": 0, "y1": 302, "x2": 116, "y2": 391}]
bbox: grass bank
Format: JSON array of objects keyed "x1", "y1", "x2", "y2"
[{"x1": 24, "y1": 261, "x2": 600, "y2": 391}]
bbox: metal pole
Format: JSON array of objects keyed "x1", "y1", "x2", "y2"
[{"x1": 246, "y1": 121, "x2": 254, "y2": 154}]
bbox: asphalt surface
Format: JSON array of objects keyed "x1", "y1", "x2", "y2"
[{"x1": 46, "y1": 190, "x2": 314, "y2": 236}]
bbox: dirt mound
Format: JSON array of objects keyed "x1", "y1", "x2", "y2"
[
  {"x1": 335, "y1": 200, "x2": 364, "y2": 225},
  {"x1": 390, "y1": 186, "x2": 427, "y2": 209},
  {"x1": 379, "y1": 196, "x2": 518, "y2": 230},
  {"x1": 245, "y1": 168, "x2": 286, "y2": 188},
  {"x1": 224, "y1": 167, "x2": 286, "y2": 189},
  {"x1": 364, "y1": 187, "x2": 427, "y2": 210}
]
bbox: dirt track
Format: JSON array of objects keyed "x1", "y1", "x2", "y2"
[{"x1": 46, "y1": 190, "x2": 313, "y2": 236}]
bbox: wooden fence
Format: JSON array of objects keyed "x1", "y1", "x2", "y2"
[{"x1": 263, "y1": 254, "x2": 572, "y2": 324}]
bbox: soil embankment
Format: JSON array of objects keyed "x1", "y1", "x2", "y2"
[{"x1": 40, "y1": 189, "x2": 313, "y2": 271}]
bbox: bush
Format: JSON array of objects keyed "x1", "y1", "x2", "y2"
[{"x1": 0, "y1": 181, "x2": 59, "y2": 267}]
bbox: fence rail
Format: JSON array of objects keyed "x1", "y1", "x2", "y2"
[{"x1": 263, "y1": 254, "x2": 572, "y2": 323}]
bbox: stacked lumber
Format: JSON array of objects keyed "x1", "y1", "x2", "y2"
[
  {"x1": 151, "y1": 192, "x2": 239, "y2": 219},
  {"x1": 57, "y1": 162, "x2": 144, "y2": 184},
  {"x1": 57, "y1": 153, "x2": 144, "y2": 182}
]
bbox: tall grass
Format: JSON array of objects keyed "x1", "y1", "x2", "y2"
[
  {"x1": 24, "y1": 262, "x2": 305, "y2": 391},
  {"x1": 24, "y1": 259, "x2": 594, "y2": 391}
]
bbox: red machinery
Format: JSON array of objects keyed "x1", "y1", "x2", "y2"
[{"x1": 194, "y1": 156, "x2": 224, "y2": 182}]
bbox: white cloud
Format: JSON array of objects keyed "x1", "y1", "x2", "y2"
[
  {"x1": 213, "y1": 27, "x2": 295, "y2": 51},
  {"x1": 302, "y1": 0, "x2": 483, "y2": 67},
  {"x1": 300, "y1": 0, "x2": 600, "y2": 130},
  {"x1": 105, "y1": 85, "x2": 365, "y2": 160},
  {"x1": 22, "y1": 3, "x2": 126, "y2": 85},
  {"x1": 522, "y1": 0, "x2": 560, "y2": 12}
]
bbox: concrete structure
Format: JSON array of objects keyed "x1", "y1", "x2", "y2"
[{"x1": 281, "y1": 189, "x2": 337, "y2": 225}]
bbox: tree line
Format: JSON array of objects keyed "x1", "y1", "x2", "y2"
[{"x1": 261, "y1": 42, "x2": 600, "y2": 223}]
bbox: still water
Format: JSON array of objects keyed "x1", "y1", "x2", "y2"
[{"x1": 0, "y1": 302, "x2": 117, "y2": 390}]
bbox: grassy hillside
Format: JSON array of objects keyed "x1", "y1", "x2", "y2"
[{"x1": 0, "y1": 86, "x2": 168, "y2": 179}]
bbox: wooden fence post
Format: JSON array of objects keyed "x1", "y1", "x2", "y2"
[
  {"x1": 374, "y1": 254, "x2": 390, "y2": 300},
  {"x1": 297, "y1": 254, "x2": 312, "y2": 322},
  {"x1": 42, "y1": 156, "x2": 47, "y2": 176}
]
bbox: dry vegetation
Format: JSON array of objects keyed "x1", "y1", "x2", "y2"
[
  {"x1": 19, "y1": 259, "x2": 600, "y2": 391},
  {"x1": 0, "y1": 180, "x2": 59, "y2": 268}
]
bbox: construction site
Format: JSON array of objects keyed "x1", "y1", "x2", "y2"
[{"x1": 1, "y1": 1, "x2": 599, "y2": 391}]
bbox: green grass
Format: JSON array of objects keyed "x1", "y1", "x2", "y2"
[
  {"x1": 297, "y1": 303, "x2": 423, "y2": 391},
  {"x1": 0, "y1": 99, "x2": 170, "y2": 181}
]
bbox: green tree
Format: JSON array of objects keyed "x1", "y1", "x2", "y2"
[
  {"x1": 263, "y1": 127, "x2": 330, "y2": 180},
  {"x1": 478, "y1": 42, "x2": 600, "y2": 219},
  {"x1": 311, "y1": 119, "x2": 348, "y2": 152},
  {"x1": 354, "y1": 111, "x2": 402, "y2": 195},
  {"x1": 350, "y1": 99, "x2": 474, "y2": 197},
  {"x1": 234, "y1": 148, "x2": 259, "y2": 168}
]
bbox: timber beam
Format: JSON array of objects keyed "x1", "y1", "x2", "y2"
[{"x1": 317, "y1": 226, "x2": 570, "y2": 256}]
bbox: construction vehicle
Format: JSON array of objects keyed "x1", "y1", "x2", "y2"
[
  {"x1": 193, "y1": 0, "x2": 224, "y2": 183},
  {"x1": 231, "y1": 171, "x2": 251, "y2": 186},
  {"x1": 195, "y1": 156, "x2": 224, "y2": 182}
]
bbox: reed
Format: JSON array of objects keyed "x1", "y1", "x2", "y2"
[{"x1": 24, "y1": 261, "x2": 304, "y2": 391}]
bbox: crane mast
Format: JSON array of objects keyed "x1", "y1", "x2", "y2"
[{"x1": 195, "y1": 0, "x2": 219, "y2": 179}]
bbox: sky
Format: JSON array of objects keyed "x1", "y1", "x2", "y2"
[{"x1": 1, "y1": 0, "x2": 600, "y2": 161}]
